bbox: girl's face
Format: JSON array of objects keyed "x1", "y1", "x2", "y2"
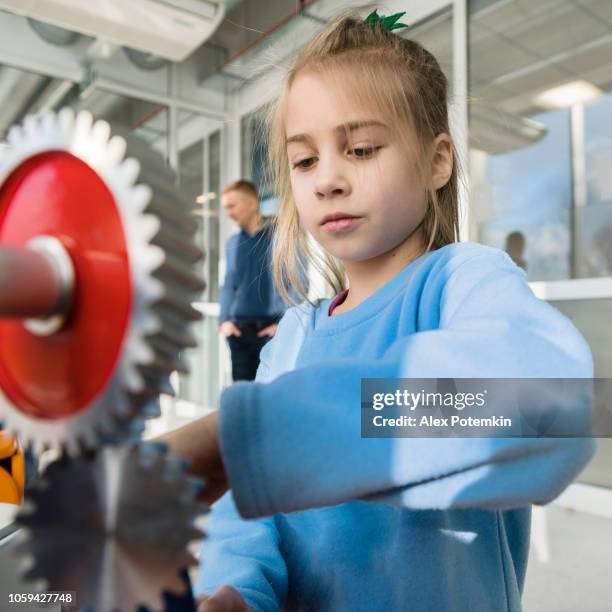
[{"x1": 285, "y1": 70, "x2": 428, "y2": 263}]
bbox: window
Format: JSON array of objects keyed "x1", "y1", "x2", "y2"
[{"x1": 468, "y1": 0, "x2": 612, "y2": 281}]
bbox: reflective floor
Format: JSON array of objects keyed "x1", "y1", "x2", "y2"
[{"x1": 524, "y1": 504, "x2": 612, "y2": 612}]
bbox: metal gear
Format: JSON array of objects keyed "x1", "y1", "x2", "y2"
[
  {"x1": 0, "y1": 529, "x2": 47, "y2": 610},
  {"x1": 0, "y1": 109, "x2": 205, "y2": 456},
  {"x1": 13, "y1": 442, "x2": 206, "y2": 611}
]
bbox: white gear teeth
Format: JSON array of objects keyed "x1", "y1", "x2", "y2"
[
  {"x1": 23, "y1": 114, "x2": 37, "y2": 137},
  {"x1": 58, "y1": 107, "x2": 75, "y2": 135},
  {"x1": 107, "y1": 135, "x2": 128, "y2": 167},
  {"x1": 120, "y1": 157, "x2": 141, "y2": 186},
  {"x1": 0, "y1": 108, "x2": 205, "y2": 453},
  {"x1": 40, "y1": 112, "x2": 55, "y2": 137},
  {"x1": 140, "y1": 213, "x2": 162, "y2": 242},
  {"x1": 74, "y1": 110, "x2": 93, "y2": 145},
  {"x1": 132, "y1": 184, "x2": 152, "y2": 213},
  {"x1": 93, "y1": 119, "x2": 111, "y2": 145},
  {"x1": 90, "y1": 120, "x2": 111, "y2": 167},
  {"x1": 7, "y1": 125, "x2": 22, "y2": 145}
]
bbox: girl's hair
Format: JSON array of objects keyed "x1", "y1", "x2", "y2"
[{"x1": 265, "y1": 7, "x2": 461, "y2": 306}]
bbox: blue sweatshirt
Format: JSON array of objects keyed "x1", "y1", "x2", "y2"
[
  {"x1": 219, "y1": 219, "x2": 290, "y2": 323},
  {"x1": 197, "y1": 241, "x2": 595, "y2": 612}
]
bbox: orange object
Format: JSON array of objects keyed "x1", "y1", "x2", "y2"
[
  {"x1": 0, "y1": 465, "x2": 20, "y2": 504},
  {"x1": 0, "y1": 430, "x2": 25, "y2": 503},
  {"x1": 11, "y1": 448, "x2": 25, "y2": 500},
  {"x1": 0, "y1": 429, "x2": 17, "y2": 458}
]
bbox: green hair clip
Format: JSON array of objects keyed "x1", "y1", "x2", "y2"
[{"x1": 364, "y1": 9, "x2": 410, "y2": 32}]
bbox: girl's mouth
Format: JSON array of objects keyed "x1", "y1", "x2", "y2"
[{"x1": 322, "y1": 217, "x2": 362, "y2": 234}]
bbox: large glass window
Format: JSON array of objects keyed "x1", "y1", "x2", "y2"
[
  {"x1": 468, "y1": 0, "x2": 612, "y2": 281},
  {"x1": 466, "y1": 3, "x2": 612, "y2": 598},
  {"x1": 241, "y1": 107, "x2": 277, "y2": 214},
  {"x1": 175, "y1": 115, "x2": 223, "y2": 413},
  {"x1": 580, "y1": 93, "x2": 612, "y2": 276},
  {"x1": 472, "y1": 110, "x2": 572, "y2": 280},
  {"x1": 207, "y1": 129, "x2": 221, "y2": 303},
  {"x1": 551, "y1": 297, "x2": 612, "y2": 490}
]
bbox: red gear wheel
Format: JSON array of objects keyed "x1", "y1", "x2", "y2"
[{"x1": 0, "y1": 151, "x2": 132, "y2": 419}]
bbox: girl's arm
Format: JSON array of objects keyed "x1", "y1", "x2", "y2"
[
  {"x1": 217, "y1": 251, "x2": 596, "y2": 518},
  {"x1": 195, "y1": 492, "x2": 287, "y2": 612},
  {"x1": 161, "y1": 341, "x2": 287, "y2": 612}
]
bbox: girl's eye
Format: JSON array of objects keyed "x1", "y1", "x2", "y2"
[
  {"x1": 291, "y1": 146, "x2": 382, "y2": 171},
  {"x1": 349, "y1": 146, "x2": 381, "y2": 158},
  {"x1": 293, "y1": 157, "x2": 315, "y2": 170}
]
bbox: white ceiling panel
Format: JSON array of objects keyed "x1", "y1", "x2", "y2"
[
  {"x1": 471, "y1": 37, "x2": 537, "y2": 83},
  {"x1": 504, "y1": 4, "x2": 608, "y2": 58},
  {"x1": 494, "y1": 64, "x2": 570, "y2": 97},
  {"x1": 557, "y1": 36, "x2": 612, "y2": 76},
  {"x1": 580, "y1": 0, "x2": 612, "y2": 25},
  {"x1": 579, "y1": 64, "x2": 612, "y2": 90},
  {"x1": 472, "y1": 0, "x2": 560, "y2": 32},
  {"x1": 471, "y1": 82, "x2": 514, "y2": 104}
]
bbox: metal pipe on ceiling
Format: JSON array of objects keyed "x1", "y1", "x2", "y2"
[{"x1": 218, "y1": 0, "x2": 319, "y2": 71}]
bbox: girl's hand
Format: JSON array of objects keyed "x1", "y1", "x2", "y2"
[
  {"x1": 196, "y1": 586, "x2": 251, "y2": 611},
  {"x1": 155, "y1": 411, "x2": 228, "y2": 505}
]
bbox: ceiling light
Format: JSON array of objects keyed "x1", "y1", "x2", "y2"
[{"x1": 534, "y1": 80, "x2": 603, "y2": 109}]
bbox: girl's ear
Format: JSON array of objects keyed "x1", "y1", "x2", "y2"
[{"x1": 431, "y1": 133, "x2": 453, "y2": 190}]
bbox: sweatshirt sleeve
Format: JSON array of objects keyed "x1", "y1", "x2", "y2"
[
  {"x1": 195, "y1": 492, "x2": 287, "y2": 612},
  {"x1": 195, "y1": 341, "x2": 287, "y2": 611},
  {"x1": 219, "y1": 251, "x2": 597, "y2": 518},
  {"x1": 219, "y1": 236, "x2": 237, "y2": 323}
]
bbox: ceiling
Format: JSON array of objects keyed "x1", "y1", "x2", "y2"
[
  {"x1": 0, "y1": 0, "x2": 610, "y2": 154},
  {"x1": 469, "y1": 0, "x2": 612, "y2": 117}
]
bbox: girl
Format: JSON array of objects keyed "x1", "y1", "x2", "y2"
[{"x1": 163, "y1": 8, "x2": 595, "y2": 612}]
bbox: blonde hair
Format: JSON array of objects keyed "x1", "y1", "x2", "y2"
[
  {"x1": 222, "y1": 179, "x2": 259, "y2": 200},
  {"x1": 265, "y1": 7, "x2": 461, "y2": 306}
]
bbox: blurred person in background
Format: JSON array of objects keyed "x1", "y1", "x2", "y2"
[{"x1": 219, "y1": 180, "x2": 297, "y2": 381}]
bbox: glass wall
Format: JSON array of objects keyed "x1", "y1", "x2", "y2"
[
  {"x1": 468, "y1": 0, "x2": 612, "y2": 281},
  {"x1": 174, "y1": 115, "x2": 224, "y2": 413},
  {"x1": 551, "y1": 297, "x2": 612, "y2": 490},
  {"x1": 206, "y1": 129, "x2": 221, "y2": 303},
  {"x1": 580, "y1": 94, "x2": 612, "y2": 276},
  {"x1": 468, "y1": 0, "x2": 612, "y2": 487},
  {"x1": 470, "y1": 110, "x2": 572, "y2": 279},
  {"x1": 468, "y1": 0, "x2": 612, "y2": 497},
  {"x1": 467, "y1": 5, "x2": 611, "y2": 606},
  {"x1": 241, "y1": 107, "x2": 277, "y2": 214}
]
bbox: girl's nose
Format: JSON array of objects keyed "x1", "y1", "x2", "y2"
[{"x1": 314, "y1": 161, "x2": 351, "y2": 199}]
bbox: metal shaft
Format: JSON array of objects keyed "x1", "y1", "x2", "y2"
[{"x1": 0, "y1": 246, "x2": 64, "y2": 318}]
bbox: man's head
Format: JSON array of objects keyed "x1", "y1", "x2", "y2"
[{"x1": 222, "y1": 180, "x2": 260, "y2": 230}]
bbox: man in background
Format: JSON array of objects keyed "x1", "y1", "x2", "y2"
[{"x1": 219, "y1": 180, "x2": 290, "y2": 381}]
